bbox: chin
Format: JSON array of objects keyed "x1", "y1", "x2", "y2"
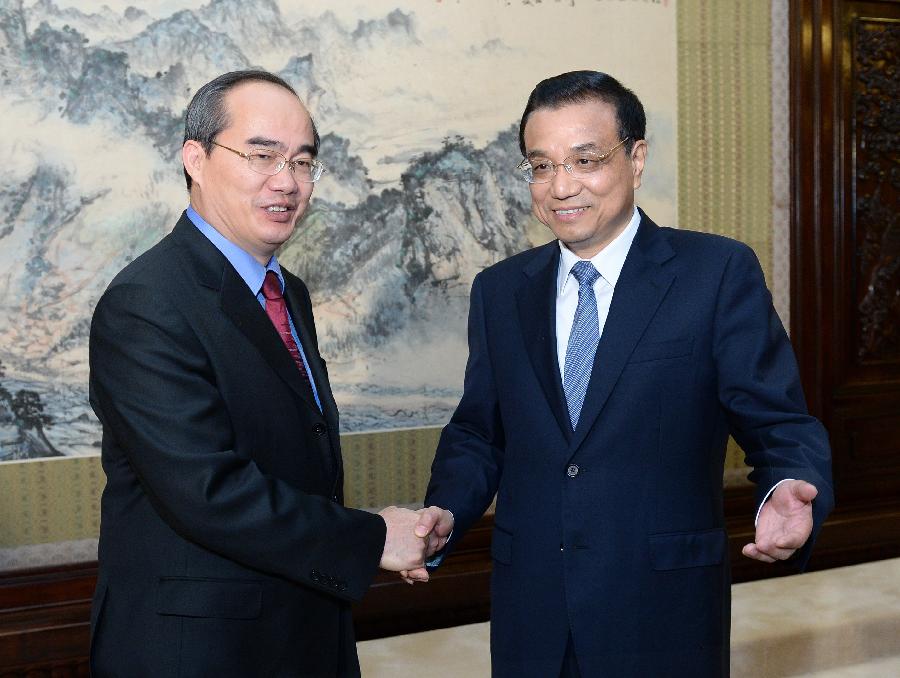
[{"x1": 551, "y1": 225, "x2": 591, "y2": 243}]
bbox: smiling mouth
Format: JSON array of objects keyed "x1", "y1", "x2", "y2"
[{"x1": 554, "y1": 207, "x2": 588, "y2": 215}]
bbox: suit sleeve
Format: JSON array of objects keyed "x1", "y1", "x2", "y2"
[
  {"x1": 424, "y1": 273, "x2": 505, "y2": 552},
  {"x1": 713, "y1": 243, "x2": 834, "y2": 568},
  {"x1": 89, "y1": 281, "x2": 386, "y2": 601}
]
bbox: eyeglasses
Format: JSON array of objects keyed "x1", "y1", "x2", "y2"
[
  {"x1": 515, "y1": 138, "x2": 630, "y2": 184},
  {"x1": 210, "y1": 141, "x2": 326, "y2": 183}
]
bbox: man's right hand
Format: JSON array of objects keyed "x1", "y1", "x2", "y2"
[
  {"x1": 377, "y1": 506, "x2": 428, "y2": 571},
  {"x1": 399, "y1": 506, "x2": 455, "y2": 584}
]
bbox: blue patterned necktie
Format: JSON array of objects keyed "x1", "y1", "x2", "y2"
[{"x1": 563, "y1": 261, "x2": 601, "y2": 430}]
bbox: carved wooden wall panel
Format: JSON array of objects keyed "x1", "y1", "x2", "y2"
[
  {"x1": 791, "y1": 0, "x2": 900, "y2": 522},
  {"x1": 853, "y1": 19, "x2": 900, "y2": 365}
]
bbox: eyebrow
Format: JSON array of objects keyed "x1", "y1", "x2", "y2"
[
  {"x1": 526, "y1": 142, "x2": 602, "y2": 159},
  {"x1": 246, "y1": 137, "x2": 317, "y2": 158},
  {"x1": 246, "y1": 136, "x2": 284, "y2": 149}
]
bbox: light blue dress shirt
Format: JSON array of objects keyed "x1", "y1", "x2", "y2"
[{"x1": 186, "y1": 206, "x2": 322, "y2": 411}]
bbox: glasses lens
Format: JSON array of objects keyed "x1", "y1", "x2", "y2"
[
  {"x1": 527, "y1": 159, "x2": 556, "y2": 184},
  {"x1": 247, "y1": 150, "x2": 284, "y2": 175},
  {"x1": 516, "y1": 160, "x2": 545, "y2": 184},
  {"x1": 289, "y1": 158, "x2": 321, "y2": 183},
  {"x1": 566, "y1": 153, "x2": 604, "y2": 178}
]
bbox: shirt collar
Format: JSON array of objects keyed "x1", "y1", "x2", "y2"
[
  {"x1": 186, "y1": 205, "x2": 284, "y2": 295},
  {"x1": 557, "y1": 206, "x2": 641, "y2": 296}
]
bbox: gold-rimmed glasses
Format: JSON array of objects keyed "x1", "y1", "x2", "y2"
[
  {"x1": 210, "y1": 141, "x2": 326, "y2": 183},
  {"x1": 515, "y1": 138, "x2": 630, "y2": 184}
]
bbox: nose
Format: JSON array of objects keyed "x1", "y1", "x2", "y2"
[
  {"x1": 548, "y1": 163, "x2": 581, "y2": 200},
  {"x1": 266, "y1": 164, "x2": 300, "y2": 193}
]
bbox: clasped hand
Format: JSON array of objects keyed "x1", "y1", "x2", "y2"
[{"x1": 377, "y1": 505, "x2": 454, "y2": 583}]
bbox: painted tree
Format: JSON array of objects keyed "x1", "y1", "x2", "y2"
[
  {"x1": 0, "y1": 359, "x2": 11, "y2": 408},
  {"x1": 10, "y1": 389, "x2": 61, "y2": 456}
]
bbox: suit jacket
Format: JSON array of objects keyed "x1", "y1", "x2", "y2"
[
  {"x1": 88, "y1": 213, "x2": 386, "y2": 678},
  {"x1": 425, "y1": 210, "x2": 833, "y2": 678}
]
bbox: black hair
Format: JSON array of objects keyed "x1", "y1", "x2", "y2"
[{"x1": 518, "y1": 70, "x2": 645, "y2": 156}]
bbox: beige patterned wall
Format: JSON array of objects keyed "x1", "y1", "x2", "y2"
[
  {"x1": 0, "y1": 0, "x2": 785, "y2": 562},
  {"x1": 770, "y1": 0, "x2": 791, "y2": 330},
  {"x1": 678, "y1": 0, "x2": 773, "y2": 272},
  {"x1": 678, "y1": 0, "x2": 786, "y2": 485},
  {"x1": 0, "y1": 457, "x2": 102, "y2": 545}
]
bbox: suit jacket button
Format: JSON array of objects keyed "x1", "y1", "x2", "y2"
[
  {"x1": 312, "y1": 423, "x2": 327, "y2": 435},
  {"x1": 566, "y1": 464, "x2": 579, "y2": 478}
]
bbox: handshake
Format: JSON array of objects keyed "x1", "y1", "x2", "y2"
[{"x1": 377, "y1": 505, "x2": 455, "y2": 584}]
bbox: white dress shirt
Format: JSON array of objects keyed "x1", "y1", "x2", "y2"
[{"x1": 556, "y1": 206, "x2": 641, "y2": 380}]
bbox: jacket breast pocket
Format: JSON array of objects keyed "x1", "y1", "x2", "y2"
[
  {"x1": 648, "y1": 527, "x2": 726, "y2": 570},
  {"x1": 628, "y1": 337, "x2": 694, "y2": 364},
  {"x1": 156, "y1": 577, "x2": 262, "y2": 620}
]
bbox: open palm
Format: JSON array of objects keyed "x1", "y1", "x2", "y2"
[{"x1": 742, "y1": 479, "x2": 817, "y2": 563}]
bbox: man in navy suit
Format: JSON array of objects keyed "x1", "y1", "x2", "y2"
[{"x1": 412, "y1": 71, "x2": 833, "y2": 677}]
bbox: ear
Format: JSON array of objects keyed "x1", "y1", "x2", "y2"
[
  {"x1": 630, "y1": 139, "x2": 648, "y2": 190},
  {"x1": 182, "y1": 140, "x2": 207, "y2": 189}
]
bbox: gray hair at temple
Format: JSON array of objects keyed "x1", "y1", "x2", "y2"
[{"x1": 181, "y1": 69, "x2": 320, "y2": 191}]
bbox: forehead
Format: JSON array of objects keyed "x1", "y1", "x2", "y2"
[
  {"x1": 523, "y1": 100, "x2": 619, "y2": 154},
  {"x1": 221, "y1": 81, "x2": 313, "y2": 148}
]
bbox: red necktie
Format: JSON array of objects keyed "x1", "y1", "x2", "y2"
[{"x1": 261, "y1": 271, "x2": 311, "y2": 385}]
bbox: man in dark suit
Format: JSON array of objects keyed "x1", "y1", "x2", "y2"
[
  {"x1": 88, "y1": 70, "x2": 432, "y2": 677},
  {"x1": 412, "y1": 71, "x2": 834, "y2": 677}
]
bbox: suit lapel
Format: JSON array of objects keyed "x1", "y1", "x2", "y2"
[
  {"x1": 568, "y1": 212, "x2": 676, "y2": 454},
  {"x1": 218, "y1": 266, "x2": 321, "y2": 413},
  {"x1": 515, "y1": 243, "x2": 572, "y2": 443},
  {"x1": 282, "y1": 280, "x2": 343, "y2": 490},
  {"x1": 170, "y1": 217, "x2": 322, "y2": 414},
  {"x1": 282, "y1": 281, "x2": 339, "y2": 428}
]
